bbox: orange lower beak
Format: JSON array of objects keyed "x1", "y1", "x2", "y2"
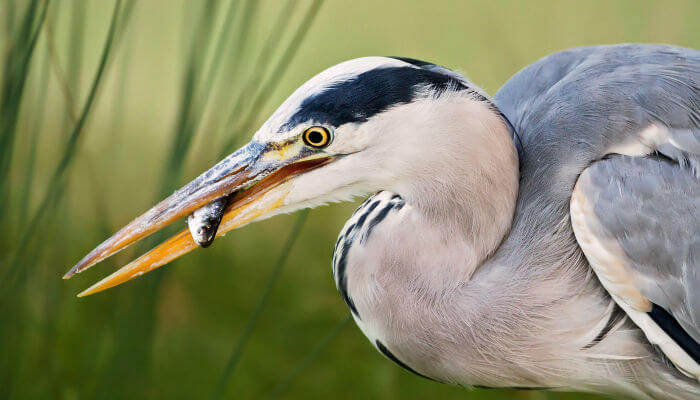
[{"x1": 65, "y1": 141, "x2": 331, "y2": 297}]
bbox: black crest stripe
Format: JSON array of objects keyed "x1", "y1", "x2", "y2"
[
  {"x1": 281, "y1": 66, "x2": 468, "y2": 130},
  {"x1": 389, "y1": 56, "x2": 433, "y2": 67}
]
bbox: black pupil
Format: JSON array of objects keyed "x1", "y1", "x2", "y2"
[{"x1": 307, "y1": 130, "x2": 325, "y2": 145}]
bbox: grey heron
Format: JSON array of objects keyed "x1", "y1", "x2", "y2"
[{"x1": 64, "y1": 44, "x2": 699, "y2": 398}]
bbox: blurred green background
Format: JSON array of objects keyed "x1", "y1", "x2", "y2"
[{"x1": 1, "y1": 0, "x2": 697, "y2": 399}]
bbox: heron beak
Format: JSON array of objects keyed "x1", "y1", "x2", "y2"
[{"x1": 64, "y1": 140, "x2": 332, "y2": 297}]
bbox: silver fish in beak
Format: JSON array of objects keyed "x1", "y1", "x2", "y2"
[{"x1": 187, "y1": 197, "x2": 228, "y2": 248}]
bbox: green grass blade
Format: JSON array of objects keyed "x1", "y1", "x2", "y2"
[
  {"x1": 264, "y1": 316, "x2": 351, "y2": 400},
  {"x1": 62, "y1": 0, "x2": 87, "y2": 132},
  {"x1": 159, "y1": 0, "x2": 221, "y2": 190},
  {"x1": 195, "y1": 0, "x2": 242, "y2": 115},
  {"x1": 92, "y1": 3, "x2": 225, "y2": 397},
  {"x1": 0, "y1": 3, "x2": 127, "y2": 392},
  {"x1": 221, "y1": 0, "x2": 324, "y2": 155},
  {"x1": 0, "y1": 0, "x2": 48, "y2": 220},
  {"x1": 209, "y1": 4, "x2": 324, "y2": 397},
  {"x1": 213, "y1": 0, "x2": 297, "y2": 155},
  {"x1": 213, "y1": 0, "x2": 261, "y2": 96},
  {"x1": 3, "y1": 0, "x2": 17, "y2": 36},
  {"x1": 211, "y1": 210, "x2": 309, "y2": 400},
  {"x1": 7, "y1": 0, "x2": 126, "y2": 272},
  {"x1": 17, "y1": 36, "x2": 50, "y2": 224}
]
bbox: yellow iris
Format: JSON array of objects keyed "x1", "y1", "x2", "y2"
[{"x1": 302, "y1": 126, "x2": 331, "y2": 148}]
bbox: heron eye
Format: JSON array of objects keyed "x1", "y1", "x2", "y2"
[{"x1": 302, "y1": 126, "x2": 331, "y2": 148}]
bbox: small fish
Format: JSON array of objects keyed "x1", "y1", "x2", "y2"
[{"x1": 187, "y1": 196, "x2": 228, "y2": 248}]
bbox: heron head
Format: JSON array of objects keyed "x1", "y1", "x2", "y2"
[{"x1": 66, "y1": 56, "x2": 510, "y2": 296}]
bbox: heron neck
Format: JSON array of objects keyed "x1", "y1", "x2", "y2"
[{"x1": 390, "y1": 96, "x2": 520, "y2": 266}]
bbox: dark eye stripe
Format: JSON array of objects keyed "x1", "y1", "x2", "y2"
[{"x1": 281, "y1": 66, "x2": 471, "y2": 131}]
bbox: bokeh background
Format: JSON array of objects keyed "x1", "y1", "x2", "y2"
[{"x1": 1, "y1": 0, "x2": 698, "y2": 399}]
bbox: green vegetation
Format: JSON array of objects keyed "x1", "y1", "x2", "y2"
[{"x1": 1, "y1": 0, "x2": 697, "y2": 398}]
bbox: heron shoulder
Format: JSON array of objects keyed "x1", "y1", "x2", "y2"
[{"x1": 495, "y1": 44, "x2": 699, "y2": 142}]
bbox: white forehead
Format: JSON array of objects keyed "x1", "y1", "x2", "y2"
[{"x1": 255, "y1": 56, "x2": 413, "y2": 142}]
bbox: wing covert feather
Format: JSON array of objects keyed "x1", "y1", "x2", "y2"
[{"x1": 571, "y1": 154, "x2": 699, "y2": 377}]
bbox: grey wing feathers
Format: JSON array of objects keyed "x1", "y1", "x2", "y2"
[
  {"x1": 495, "y1": 44, "x2": 700, "y2": 378},
  {"x1": 494, "y1": 45, "x2": 699, "y2": 259},
  {"x1": 571, "y1": 154, "x2": 700, "y2": 378},
  {"x1": 577, "y1": 155, "x2": 699, "y2": 341}
]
